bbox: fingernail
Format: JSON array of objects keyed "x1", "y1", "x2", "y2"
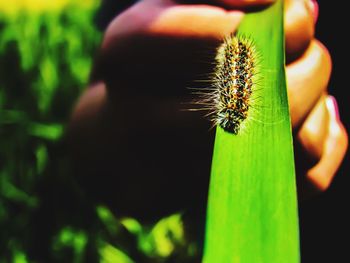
[
  {"x1": 326, "y1": 95, "x2": 340, "y2": 122},
  {"x1": 310, "y1": 0, "x2": 319, "y2": 24}
]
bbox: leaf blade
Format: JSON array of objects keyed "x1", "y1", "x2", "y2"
[{"x1": 203, "y1": 1, "x2": 300, "y2": 262}]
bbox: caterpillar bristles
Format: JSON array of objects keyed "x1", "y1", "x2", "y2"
[{"x1": 188, "y1": 33, "x2": 260, "y2": 135}]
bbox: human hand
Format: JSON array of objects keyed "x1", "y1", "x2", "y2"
[
  {"x1": 70, "y1": 0, "x2": 348, "y2": 217},
  {"x1": 283, "y1": 0, "x2": 348, "y2": 196}
]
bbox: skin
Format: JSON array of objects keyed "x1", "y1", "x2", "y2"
[{"x1": 68, "y1": 0, "x2": 348, "y2": 218}]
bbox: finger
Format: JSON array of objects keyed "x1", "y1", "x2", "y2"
[
  {"x1": 285, "y1": 0, "x2": 316, "y2": 63},
  {"x1": 104, "y1": 1, "x2": 245, "y2": 42},
  {"x1": 297, "y1": 94, "x2": 328, "y2": 161},
  {"x1": 98, "y1": 1, "x2": 245, "y2": 90},
  {"x1": 297, "y1": 95, "x2": 348, "y2": 191},
  {"x1": 147, "y1": 5, "x2": 243, "y2": 39},
  {"x1": 286, "y1": 40, "x2": 332, "y2": 129}
]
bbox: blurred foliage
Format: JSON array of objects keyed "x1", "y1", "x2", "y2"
[{"x1": 0, "y1": 0, "x2": 198, "y2": 262}]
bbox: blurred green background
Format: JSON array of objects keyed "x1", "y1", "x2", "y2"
[{"x1": 0, "y1": 1, "x2": 196, "y2": 262}]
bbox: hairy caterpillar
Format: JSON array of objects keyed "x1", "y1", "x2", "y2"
[{"x1": 192, "y1": 34, "x2": 259, "y2": 135}]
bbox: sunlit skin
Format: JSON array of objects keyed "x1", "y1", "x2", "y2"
[{"x1": 69, "y1": 0, "x2": 348, "y2": 217}]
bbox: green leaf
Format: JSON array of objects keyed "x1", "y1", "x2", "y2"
[
  {"x1": 13, "y1": 250, "x2": 28, "y2": 263},
  {"x1": 52, "y1": 226, "x2": 88, "y2": 263},
  {"x1": 35, "y1": 143, "x2": 48, "y2": 174},
  {"x1": 0, "y1": 174, "x2": 38, "y2": 207},
  {"x1": 203, "y1": 1, "x2": 299, "y2": 262},
  {"x1": 28, "y1": 122, "x2": 63, "y2": 141},
  {"x1": 96, "y1": 205, "x2": 121, "y2": 235},
  {"x1": 99, "y1": 242, "x2": 135, "y2": 263},
  {"x1": 139, "y1": 213, "x2": 185, "y2": 258}
]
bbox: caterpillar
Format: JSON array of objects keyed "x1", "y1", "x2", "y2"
[{"x1": 192, "y1": 34, "x2": 259, "y2": 135}]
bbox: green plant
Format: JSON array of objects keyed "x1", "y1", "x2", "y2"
[
  {"x1": 203, "y1": 0, "x2": 300, "y2": 262},
  {"x1": 0, "y1": 1, "x2": 102, "y2": 261}
]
